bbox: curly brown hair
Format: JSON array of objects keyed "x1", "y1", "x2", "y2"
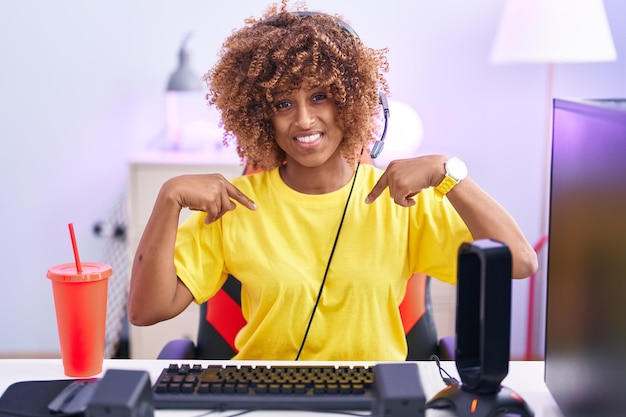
[{"x1": 205, "y1": 0, "x2": 390, "y2": 170}]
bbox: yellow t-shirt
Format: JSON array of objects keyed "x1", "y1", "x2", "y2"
[{"x1": 174, "y1": 164, "x2": 472, "y2": 361}]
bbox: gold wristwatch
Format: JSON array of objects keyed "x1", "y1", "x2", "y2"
[{"x1": 434, "y1": 157, "x2": 468, "y2": 198}]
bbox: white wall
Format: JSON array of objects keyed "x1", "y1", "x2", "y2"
[{"x1": 0, "y1": 0, "x2": 624, "y2": 358}]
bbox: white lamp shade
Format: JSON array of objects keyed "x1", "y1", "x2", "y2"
[{"x1": 490, "y1": 0, "x2": 617, "y2": 63}]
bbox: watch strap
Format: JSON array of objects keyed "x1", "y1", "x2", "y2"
[{"x1": 434, "y1": 175, "x2": 458, "y2": 198}]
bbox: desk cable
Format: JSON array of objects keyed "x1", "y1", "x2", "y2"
[
  {"x1": 189, "y1": 407, "x2": 371, "y2": 417},
  {"x1": 0, "y1": 409, "x2": 77, "y2": 417},
  {"x1": 430, "y1": 354, "x2": 459, "y2": 387}
]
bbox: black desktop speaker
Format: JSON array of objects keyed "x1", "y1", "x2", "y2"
[
  {"x1": 372, "y1": 362, "x2": 425, "y2": 417},
  {"x1": 455, "y1": 239, "x2": 512, "y2": 394},
  {"x1": 427, "y1": 239, "x2": 534, "y2": 417},
  {"x1": 85, "y1": 369, "x2": 154, "y2": 417}
]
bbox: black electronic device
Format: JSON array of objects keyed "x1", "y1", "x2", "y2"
[
  {"x1": 455, "y1": 240, "x2": 512, "y2": 395},
  {"x1": 153, "y1": 363, "x2": 374, "y2": 410},
  {"x1": 427, "y1": 239, "x2": 533, "y2": 417},
  {"x1": 85, "y1": 369, "x2": 154, "y2": 417},
  {"x1": 372, "y1": 362, "x2": 425, "y2": 417},
  {"x1": 152, "y1": 362, "x2": 425, "y2": 413},
  {"x1": 545, "y1": 98, "x2": 626, "y2": 417},
  {"x1": 48, "y1": 378, "x2": 100, "y2": 415},
  {"x1": 45, "y1": 369, "x2": 154, "y2": 417},
  {"x1": 427, "y1": 384, "x2": 533, "y2": 417}
]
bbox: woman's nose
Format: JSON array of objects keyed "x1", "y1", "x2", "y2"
[{"x1": 295, "y1": 104, "x2": 314, "y2": 128}]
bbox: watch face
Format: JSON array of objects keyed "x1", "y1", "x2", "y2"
[{"x1": 447, "y1": 157, "x2": 468, "y2": 181}]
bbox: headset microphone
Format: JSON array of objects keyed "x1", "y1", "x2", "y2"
[{"x1": 370, "y1": 91, "x2": 390, "y2": 159}]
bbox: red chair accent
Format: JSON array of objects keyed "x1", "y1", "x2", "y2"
[
  {"x1": 205, "y1": 283, "x2": 246, "y2": 352},
  {"x1": 399, "y1": 273, "x2": 426, "y2": 334}
]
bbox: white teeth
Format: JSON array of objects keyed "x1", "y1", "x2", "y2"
[{"x1": 296, "y1": 133, "x2": 321, "y2": 143}]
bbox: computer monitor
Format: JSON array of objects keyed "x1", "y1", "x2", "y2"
[{"x1": 545, "y1": 98, "x2": 626, "y2": 417}]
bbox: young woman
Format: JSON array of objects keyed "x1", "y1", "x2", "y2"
[{"x1": 127, "y1": 2, "x2": 538, "y2": 361}]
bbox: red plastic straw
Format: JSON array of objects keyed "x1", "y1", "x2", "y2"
[{"x1": 68, "y1": 223, "x2": 82, "y2": 273}]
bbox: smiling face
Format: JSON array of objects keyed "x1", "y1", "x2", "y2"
[
  {"x1": 271, "y1": 85, "x2": 344, "y2": 170},
  {"x1": 207, "y1": 10, "x2": 388, "y2": 171}
]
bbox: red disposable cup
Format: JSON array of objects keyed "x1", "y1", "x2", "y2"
[{"x1": 47, "y1": 262, "x2": 112, "y2": 377}]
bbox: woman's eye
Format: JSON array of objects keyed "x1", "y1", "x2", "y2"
[
  {"x1": 275, "y1": 101, "x2": 290, "y2": 110},
  {"x1": 312, "y1": 93, "x2": 327, "y2": 101}
]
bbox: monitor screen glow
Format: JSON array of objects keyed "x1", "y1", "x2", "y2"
[{"x1": 545, "y1": 98, "x2": 626, "y2": 417}]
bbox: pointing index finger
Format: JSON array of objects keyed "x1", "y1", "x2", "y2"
[
  {"x1": 365, "y1": 173, "x2": 389, "y2": 204},
  {"x1": 226, "y1": 182, "x2": 257, "y2": 210}
]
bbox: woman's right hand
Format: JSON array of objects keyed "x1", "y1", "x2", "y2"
[
  {"x1": 127, "y1": 173, "x2": 257, "y2": 326},
  {"x1": 162, "y1": 174, "x2": 257, "y2": 224}
]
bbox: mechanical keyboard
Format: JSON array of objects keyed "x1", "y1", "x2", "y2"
[{"x1": 152, "y1": 363, "x2": 376, "y2": 411}]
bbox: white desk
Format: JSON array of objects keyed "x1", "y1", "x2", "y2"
[{"x1": 0, "y1": 359, "x2": 563, "y2": 416}]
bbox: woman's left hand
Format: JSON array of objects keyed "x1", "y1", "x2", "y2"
[{"x1": 365, "y1": 155, "x2": 447, "y2": 206}]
